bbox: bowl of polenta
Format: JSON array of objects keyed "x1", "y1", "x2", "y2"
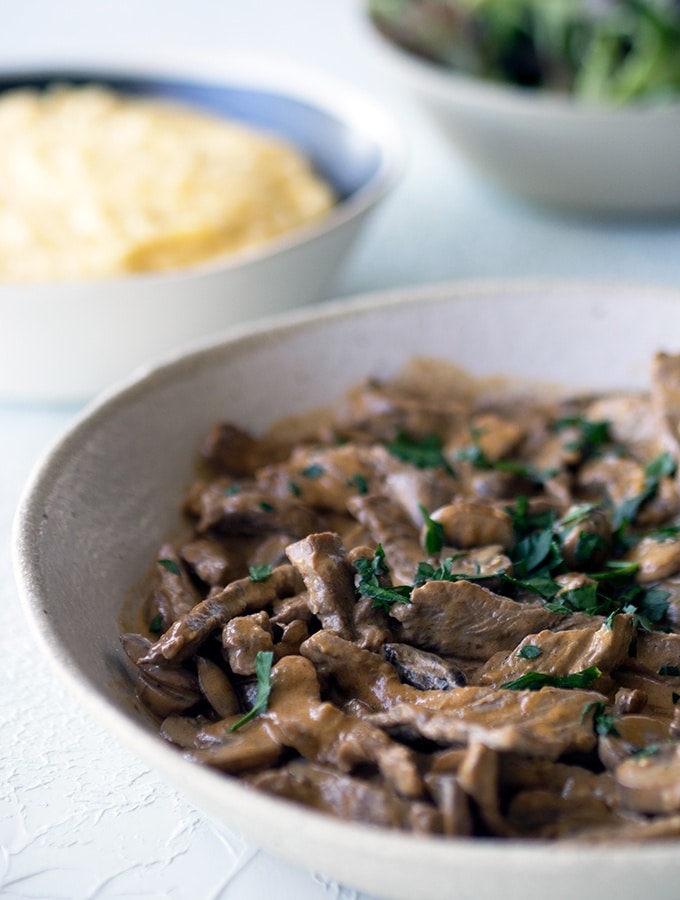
[{"x1": 0, "y1": 58, "x2": 402, "y2": 403}]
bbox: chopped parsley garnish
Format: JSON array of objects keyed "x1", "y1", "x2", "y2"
[
  {"x1": 158, "y1": 558, "x2": 181, "y2": 575},
  {"x1": 518, "y1": 644, "x2": 542, "y2": 659},
  {"x1": 575, "y1": 530, "x2": 607, "y2": 565},
  {"x1": 148, "y1": 613, "x2": 164, "y2": 634},
  {"x1": 613, "y1": 451, "x2": 677, "y2": 531},
  {"x1": 419, "y1": 504, "x2": 445, "y2": 555},
  {"x1": 288, "y1": 480, "x2": 302, "y2": 497},
  {"x1": 347, "y1": 473, "x2": 369, "y2": 495},
  {"x1": 632, "y1": 744, "x2": 662, "y2": 759},
  {"x1": 385, "y1": 431, "x2": 455, "y2": 475},
  {"x1": 582, "y1": 700, "x2": 620, "y2": 737},
  {"x1": 354, "y1": 544, "x2": 412, "y2": 611},
  {"x1": 501, "y1": 665, "x2": 602, "y2": 691},
  {"x1": 454, "y1": 442, "x2": 556, "y2": 485},
  {"x1": 230, "y1": 650, "x2": 274, "y2": 732},
  {"x1": 248, "y1": 564, "x2": 273, "y2": 583},
  {"x1": 300, "y1": 463, "x2": 325, "y2": 480},
  {"x1": 259, "y1": 501, "x2": 275, "y2": 513},
  {"x1": 659, "y1": 665, "x2": 680, "y2": 676},
  {"x1": 553, "y1": 416, "x2": 612, "y2": 458},
  {"x1": 222, "y1": 483, "x2": 241, "y2": 496}
]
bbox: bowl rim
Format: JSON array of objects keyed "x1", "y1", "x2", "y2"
[
  {"x1": 364, "y1": 14, "x2": 680, "y2": 119},
  {"x1": 12, "y1": 278, "x2": 680, "y2": 900},
  {"x1": 0, "y1": 53, "x2": 404, "y2": 290}
]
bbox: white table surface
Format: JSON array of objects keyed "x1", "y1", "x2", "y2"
[{"x1": 3, "y1": 2, "x2": 680, "y2": 898}]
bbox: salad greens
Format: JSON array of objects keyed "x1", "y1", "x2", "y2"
[{"x1": 368, "y1": 0, "x2": 680, "y2": 103}]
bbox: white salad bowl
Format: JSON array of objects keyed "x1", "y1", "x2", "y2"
[
  {"x1": 0, "y1": 57, "x2": 402, "y2": 404},
  {"x1": 13, "y1": 280, "x2": 680, "y2": 900},
  {"x1": 365, "y1": 20, "x2": 680, "y2": 218}
]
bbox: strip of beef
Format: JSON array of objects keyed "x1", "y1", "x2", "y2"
[
  {"x1": 248, "y1": 761, "x2": 441, "y2": 833},
  {"x1": 334, "y1": 375, "x2": 469, "y2": 444},
  {"x1": 455, "y1": 741, "x2": 511, "y2": 836},
  {"x1": 301, "y1": 630, "x2": 602, "y2": 759},
  {"x1": 145, "y1": 543, "x2": 201, "y2": 629},
  {"x1": 259, "y1": 655, "x2": 422, "y2": 798},
  {"x1": 286, "y1": 532, "x2": 357, "y2": 640},
  {"x1": 187, "y1": 480, "x2": 323, "y2": 538},
  {"x1": 389, "y1": 580, "x2": 561, "y2": 659},
  {"x1": 179, "y1": 536, "x2": 243, "y2": 587},
  {"x1": 201, "y1": 422, "x2": 291, "y2": 477},
  {"x1": 300, "y1": 629, "x2": 419, "y2": 712},
  {"x1": 347, "y1": 493, "x2": 425, "y2": 585},
  {"x1": 365, "y1": 443, "x2": 458, "y2": 524},
  {"x1": 620, "y1": 630, "x2": 680, "y2": 680},
  {"x1": 256, "y1": 443, "x2": 375, "y2": 513},
  {"x1": 474, "y1": 615, "x2": 634, "y2": 688},
  {"x1": 366, "y1": 687, "x2": 602, "y2": 760},
  {"x1": 505, "y1": 789, "x2": 626, "y2": 839},
  {"x1": 138, "y1": 564, "x2": 303, "y2": 665}
]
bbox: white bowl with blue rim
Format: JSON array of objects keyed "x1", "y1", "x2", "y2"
[{"x1": 0, "y1": 57, "x2": 402, "y2": 404}]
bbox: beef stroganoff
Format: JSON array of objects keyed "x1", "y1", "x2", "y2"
[{"x1": 121, "y1": 352, "x2": 680, "y2": 840}]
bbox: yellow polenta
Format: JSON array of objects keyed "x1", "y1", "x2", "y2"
[{"x1": 0, "y1": 84, "x2": 335, "y2": 282}]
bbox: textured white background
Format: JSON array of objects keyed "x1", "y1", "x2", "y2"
[{"x1": 3, "y1": 1, "x2": 680, "y2": 898}]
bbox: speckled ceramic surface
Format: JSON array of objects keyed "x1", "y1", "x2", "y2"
[{"x1": 13, "y1": 280, "x2": 680, "y2": 900}]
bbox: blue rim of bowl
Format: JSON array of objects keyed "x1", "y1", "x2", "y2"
[{"x1": 0, "y1": 59, "x2": 404, "y2": 287}]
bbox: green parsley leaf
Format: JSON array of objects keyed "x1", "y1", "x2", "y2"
[
  {"x1": 455, "y1": 442, "x2": 555, "y2": 484},
  {"x1": 230, "y1": 650, "x2": 274, "y2": 732},
  {"x1": 512, "y1": 527, "x2": 560, "y2": 576},
  {"x1": 148, "y1": 613, "x2": 164, "y2": 634},
  {"x1": 518, "y1": 644, "x2": 542, "y2": 659},
  {"x1": 659, "y1": 665, "x2": 680, "y2": 676},
  {"x1": 553, "y1": 417, "x2": 612, "y2": 458},
  {"x1": 259, "y1": 501, "x2": 275, "y2": 513},
  {"x1": 613, "y1": 452, "x2": 678, "y2": 531},
  {"x1": 288, "y1": 480, "x2": 302, "y2": 497},
  {"x1": 300, "y1": 463, "x2": 325, "y2": 480},
  {"x1": 501, "y1": 665, "x2": 601, "y2": 691},
  {"x1": 347, "y1": 473, "x2": 369, "y2": 495},
  {"x1": 582, "y1": 700, "x2": 620, "y2": 737},
  {"x1": 158, "y1": 558, "x2": 181, "y2": 575},
  {"x1": 385, "y1": 431, "x2": 455, "y2": 475},
  {"x1": 419, "y1": 504, "x2": 445, "y2": 555},
  {"x1": 354, "y1": 544, "x2": 412, "y2": 611},
  {"x1": 575, "y1": 530, "x2": 607, "y2": 565},
  {"x1": 248, "y1": 564, "x2": 273, "y2": 583}
]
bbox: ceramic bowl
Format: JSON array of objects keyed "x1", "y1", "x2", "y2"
[
  {"x1": 0, "y1": 58, "x2": 402, "y2": 404},
  {"x1": 364, "y1": 20, "x2": 680, "y2": 218},
  {"x1": 12, "y1": 280, "x2": 680, "y2": 900}
]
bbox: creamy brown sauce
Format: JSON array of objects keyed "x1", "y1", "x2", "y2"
[{"x1": 121, "y1": 352, "x2": 680, "y2": 840}]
